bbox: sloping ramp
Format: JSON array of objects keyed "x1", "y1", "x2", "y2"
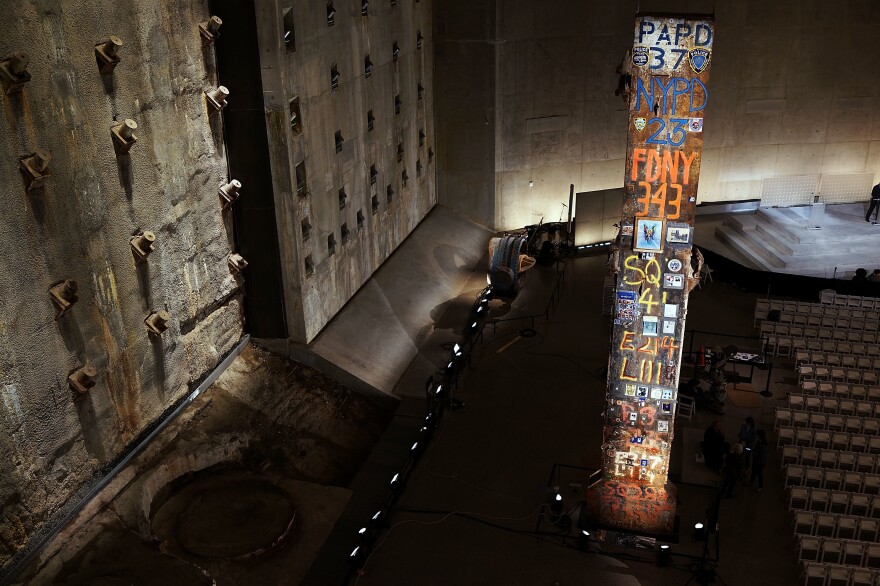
[{"x1": 307, "y1": 205, "x2": 492, "y2": 396}]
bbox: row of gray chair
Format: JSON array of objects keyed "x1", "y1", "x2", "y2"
[
  {"x1": 776, "y1": 410, "x2": 880, "y2": 435},
  {"x1": 787, "y1": 394, "x2": 880, "y2": 418},
  {"x1": 782, "y1": 445, "x2": 880, "y2": 474},
  {"x1": 796, "y1": 511, "x2": 880, "y2": 542},
  {"x1": 820, "y1": 292, "x2": 880, "y2": 310},
  {"x1": 776, "y1": 426, "x2": 880, "y2": 454},
  {"x1": 798, "y1": 534, "x2": 880, "y2": 569},
  {"x1": 797, "y1": 352, "x2": 880, "y2": 370},
  {"x1": 799, "y1": 364, "x2": 880, "y2": 386},
  {"x1": 800, "y1": 561, "x2": 880, "y2": 586},
  {"x1": 799, "y1": 381, "x2": 880, "y2": 401},
  {"x1": 785, "y1": 465, "x2": 880, "y2": 494},
  {"x1": 760, "y1": 324, "x2": 880, "y2": 357},
  {"x1": 789, "y1": 487, "x2": 880, "y2": 518}
]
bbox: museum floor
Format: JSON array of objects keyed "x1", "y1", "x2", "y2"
[
  {"x1": 12, "y1": 207, "x2": 807, "y2": 585},
  {"x1": 306, "y1": 248, "x2": 801, "y2": 585}
]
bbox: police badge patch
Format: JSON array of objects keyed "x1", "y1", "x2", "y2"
[
  {"x1": 688, "y1": 48, "x2": 710, "y2": 74},
  {"x1": 634, "y1": 118, "x2": 647, "y2": 131},
  {"x1": 632, "y1": 46, "x2": 649, "y2": 67},
  {"x1": 688, "y1": 118, "x2": 703, "y2": 132}
]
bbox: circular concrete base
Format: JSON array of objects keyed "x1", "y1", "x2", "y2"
[{"x1": 152, "y1": 467, "x2": 296, "y2": 561}]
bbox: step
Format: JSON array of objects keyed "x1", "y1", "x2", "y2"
[
  {"x1": 722, "y1": 213, "x2": 760, "y2": 233},
  {"x1": 725, "y1": 214, "x2": 876, "y2": 271},
  {"x1": 753, "y1": 219, "x2": 797, "y2": 256},
  {"x1": 714, "y1": 225, "x2": 782, "y2": 271},
  {"x1": 756, "y1": 208, "x2": 817, "y2": 244},
  {"x1": 758, "y1": 205, "x2": 880, "y2": 244},
  {"x1": 720, "y1": 218, "x2": 788, "y2": 267},
  {"x1": 755, "y1": 222, "x2": 879, "y2": 259}
]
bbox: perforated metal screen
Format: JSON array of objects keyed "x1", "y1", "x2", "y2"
[
  {"x1": 760, "y1": 175, "x2": 818, "y2": 207},
  {"x1": 819, "y1": 173, "x2": 875, "y2": 204}
]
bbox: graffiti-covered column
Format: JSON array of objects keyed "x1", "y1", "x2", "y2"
[{"x1": 588, "y1": 14, "x2": 714, "y2": 535}]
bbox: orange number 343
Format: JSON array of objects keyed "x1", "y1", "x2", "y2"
[{"x1": 636, "y1": 182, "x2": 682, "y2": 220}]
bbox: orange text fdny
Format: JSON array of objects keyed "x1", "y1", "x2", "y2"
[{"x1": 631, "y1": 148, "x2": 697, "y2": 185}]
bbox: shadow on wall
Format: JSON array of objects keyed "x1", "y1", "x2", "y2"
[
  {"x1": 115, "y1": 152, "x2": 133, "y2": 200},
  {"x1": 22, "y1": 184, "x2": 48, "y2": 225},
  {"x1": 56, "y1": 312, "x2": 87, "y2": 362},
  {"x1": 135, "y1": 261, "x2": 152, "y2": 308},
  {"x1": 74, "y1": 392, "x2": 107, "y2": 461},
  {"x1": 100, "y1": 71, "x2": 115, "y2": 98},
  {"x1": 151, "y1": 336, "x2": 167, "y2": 403}
]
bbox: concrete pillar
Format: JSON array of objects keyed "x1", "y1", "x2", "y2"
[{"x1": 587, "y1": 13, "x2": 715, "y2": 536}]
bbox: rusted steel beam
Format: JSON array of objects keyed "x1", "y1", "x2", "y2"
[{"x1": 587, "y1": 13, "x2": 714, "y2": 536}]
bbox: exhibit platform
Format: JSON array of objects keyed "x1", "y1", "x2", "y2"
[{"x1": 700, "y1": 203, "x2": 879, "y2": 279}]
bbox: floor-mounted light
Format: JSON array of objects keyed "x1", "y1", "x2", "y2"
[
  {"x1": 656, "y1": 544, "x2": 671, "y2": 567},
  {"x1": 549, "y1": 489, "x2": 564, "y2": 516}
]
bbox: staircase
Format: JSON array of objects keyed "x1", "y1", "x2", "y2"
[{"x1": 714, "y1": 203, "x2": 879, "y2": 278}]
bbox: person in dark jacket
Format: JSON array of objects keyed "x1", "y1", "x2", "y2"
[
  {"x1": 867, "y1": 183, "x2": 880, "y2": 223},
  {"x1": 750, "y1": 429, "x2": 769, "y2": 492},
  {"x1": 720, "y1": 444, "x2": 744, "y2": 498},
  {"x1": 738, "y1": 416, "x2": 755, "y2": 472},
  {"x1": 702, "y1": 420, "x2": 728, "y2": 471}
]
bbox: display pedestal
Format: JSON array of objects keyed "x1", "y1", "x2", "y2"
[{"x1": 808, "y1": 202, "x2": 825, "y2": 230}]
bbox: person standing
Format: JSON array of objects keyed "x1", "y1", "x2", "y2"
[
  {"x1": 702, "y1": 420, "x2": 727, "y2": 471},
  {"x1": 738, "y1": 416, "x2": 755, "y2": 472},
  {"x1": 721, "y1": 444, "x2": 744, "y2": 498},
  {"x1": 867, "y1": 182, "x2": 880, "y2": 223},
  {"x1": 750, "y1": 429, "x2": 769, "y2": 492}
]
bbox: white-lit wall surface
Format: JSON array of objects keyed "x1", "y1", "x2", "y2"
[
  {"x1": 437, "y1": 0, "x2": 880, "y2": 230},
  {"x1": 257, "y1": 0, "x2": 436, "y2": 342}
]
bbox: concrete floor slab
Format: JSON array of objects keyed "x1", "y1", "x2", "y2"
[{"x1": 338, "y1": 254, "x2": 800, "y2": 586}]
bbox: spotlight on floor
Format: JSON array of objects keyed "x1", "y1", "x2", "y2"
[
  {"x1": 548, "y1": 488, "x2": 564, "y2": 516},
  {"x1": 577, "y1": 529, "x2": 592, "y2": 551},
  {"x1": 470, "y1": 321, "x2": 478, "y2": 331},
  {"x1": 656, "y1": 544, "x2": 671, "y2": 567},
  {"x1": 693, "y1": 522, "x2": 706, "y2": 541}
]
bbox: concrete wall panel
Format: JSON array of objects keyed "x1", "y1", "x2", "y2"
[
  {"x1": 257, "y1": 0, "x2": 435, "y2": 342},
  {"x1": 436, "y1": 0, "x2": 880, "y2": 230},
  {"x1": 0, "y1": 0, "x2": 243, "y2": 570}
]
